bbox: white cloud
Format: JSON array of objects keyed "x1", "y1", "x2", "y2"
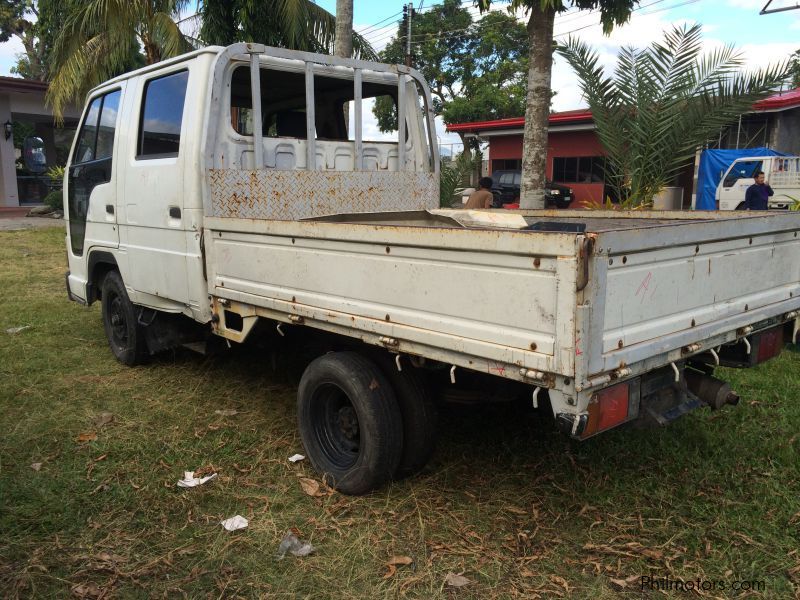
[{"x1": 0, "y1": 36, "x2": 26, "y2": 77}]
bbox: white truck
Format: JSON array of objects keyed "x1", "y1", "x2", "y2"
[
  {"x1": 716, "y1": 155, "x2": 800, "y2": 211},
  {"x1": 64, "y1": 44, "x2": 800, "y2": 494}
]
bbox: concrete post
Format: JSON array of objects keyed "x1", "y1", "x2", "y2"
[{"x1": 0, "y1": 95, "x2": 19, "y2": 206}]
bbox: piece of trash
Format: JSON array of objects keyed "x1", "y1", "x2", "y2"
[
  {"x1": 220, "y1": 515, "x2": 248, "y2": 532},
  {"x1": 383, "y1": 556, "x2": 413, "y2": 578},
  {"x1": 6, "y1": 326, "x2": 30, "y2": 334},
  {"x1": 30, "y1": 462, "x2": 42, "y2": 471},
  {"x1": 93, "y1": 412, "x2": 114, "y2": 428},
  {"x1": 77, "y1": 432, "x2": 97, "y2": 443},
  {"x1": 214, "y1": 409, "x2": 239, "y2": 417},
  {"x1": 288, "y1": 454, "x2": 305, "y2": 463},
  {"x1": 275, "y1": 530, "x2": 315, "y2": 559},
  {"x1": 444, "y1": 572, "x2": 471, "y2": 588},
  {"x1": 176, "y1": 471, "x2": 218, "y2": 488}
]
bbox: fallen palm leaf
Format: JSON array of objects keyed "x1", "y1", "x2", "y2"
[
  {"x1": 383, "y1": 555, "x2": 413, "y2": 578},
  {"x1": 92, "y1": 412, "x2": 114, "y2": 427},
  {"x1": 444, "y1": 572, "x2": 471, "y2": 587}
]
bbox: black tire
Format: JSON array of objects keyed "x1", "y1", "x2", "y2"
[
  {"x1": 297, "y1": 352, "x2": 403, "y2": 495},
  {"x1": 101, "y1": 270, "x2": 148, "y2": 366},
  {"x1": 369, "y1": 353, "x2": 438, "y2": 478}
]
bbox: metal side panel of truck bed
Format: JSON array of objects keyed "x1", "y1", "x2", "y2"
[
  {"x1": 576, "y1": 211, "x2": 800, "y2": 387},
  {"x1": 203, "y1": 214, "x2": 583, "y2": 384}
]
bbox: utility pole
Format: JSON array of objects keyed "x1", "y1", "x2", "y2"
[{"x1": 403, "y1": 2, "x2": 415, "y2": 67}]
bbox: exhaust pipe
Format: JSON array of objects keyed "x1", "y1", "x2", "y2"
[{"x1": 685, "y1": 370, "x2": 740, "y2": 410}]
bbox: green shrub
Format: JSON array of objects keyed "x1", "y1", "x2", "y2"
[{"x1": 44, "y1": 189, "x2": 63, "y2": 211}]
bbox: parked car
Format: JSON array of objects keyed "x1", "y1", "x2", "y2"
[{"x1": 490, "y1": 169, "x2": 573, "y2": 208}]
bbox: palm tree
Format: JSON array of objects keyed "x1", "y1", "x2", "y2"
[
  {"x1": 558, "y1": 24, "x2": 788, "y2": 206},
  {"x1": 475, "y1": 1, "x2": 637, "y2": 209},
  {"x1": 199, "y1": 0, "x2": 376, "y2": 60},
  {"x1": 47, "y1": 0, "x2": 192, "y2": 121}
]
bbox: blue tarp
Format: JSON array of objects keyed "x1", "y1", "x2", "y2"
[{"x1": 695, "y1": 147, "x2": 786, "y2": 210}]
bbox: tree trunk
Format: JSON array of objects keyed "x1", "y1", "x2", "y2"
[
  {"x1": 335, "y1": 0, "x2": 354, "y2": 58},
  {"x1": 519, "y1": 7, "x2": 555, "y2": 209},
  {"x1": 335, "y1": 0, "x2": 354, "y2": 134},
  {"x1": 457, "y1": 133, "x2": 475, "y2": 187},
  {"x1": 143, "y1": 37, "x2": 160, "y2": 65}
]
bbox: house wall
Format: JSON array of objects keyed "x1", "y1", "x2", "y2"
[
  {"x1": 487, "y1": 127, "x2": 606, "y2": 205},
  {"x1": 770, "y1": 107, "x2": 800, "y2": 155}
]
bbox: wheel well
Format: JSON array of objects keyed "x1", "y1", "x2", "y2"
[{"x1": 87, "y1": 251, "x2": 119, "y2": 305}]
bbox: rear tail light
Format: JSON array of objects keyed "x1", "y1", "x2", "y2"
[{"x1": 582, "y1": 380, "x2": 639, "y2": 438}]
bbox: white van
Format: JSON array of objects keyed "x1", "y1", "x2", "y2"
[{"x1": 716, "y1": 155, "x2": 800, "y2": 210}]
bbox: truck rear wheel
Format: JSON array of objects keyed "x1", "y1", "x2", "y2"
[
  {"x1": 297, "y1": 352, "x2": 403, "y2": 495},
  {"x1": 369, "y1": 353, "x2": 438, "y2": 478},
  {"x1": 101, "y1": 270, "x2": 148, "y2": 366}
]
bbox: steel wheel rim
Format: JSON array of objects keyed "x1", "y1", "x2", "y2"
[
  {"x1": 311, "y1": 383, "x2": 360, "y2": 469},
  {"x1": 108, "y1": 293, "x2": 128, "y2": 347}
]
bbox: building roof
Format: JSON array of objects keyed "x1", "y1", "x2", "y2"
[
  {"x1": 0, "y1": 76, "x2": 48, "y2": 94},
  {"x1": 447, "y1": 88, "x2": 800, "y2": 133},
  {"x1": 447, "y1": 108, "x2": 593, "y2": 133},
  {"x1": 753, "y1": 87, "x2": 800, "y2": 112}
]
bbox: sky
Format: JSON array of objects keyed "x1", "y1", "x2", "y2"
[{"x1": 1, "y1": 0, "x2": 797, "y2": 149}]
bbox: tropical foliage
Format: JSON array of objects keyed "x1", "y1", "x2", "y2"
[
  {"x1": 375, "y1": 0, "x2": 528, "y2": 158},
  {"x1": 440, "y1": 151, "x2": 482, "y2": 208},
  {"x1": 558, "y1": 24, "x2": 788, "y2": 206},
  {"x1": 46, "y1": 0, "x2": 189, "y2": 120},
  {"x1": 198, "y1": 0, "x2": 376, "y2": 60},
  {"x1": 474, "y1": 0, "x2": 637, "y2": 208}
]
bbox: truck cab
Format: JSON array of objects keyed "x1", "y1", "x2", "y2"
[
  {"x1": 64, "y1": 44, "x2": 439, "y2": 323},
  {"x1": 716, "y1": 155, "x2": 800, "y2": 210}
]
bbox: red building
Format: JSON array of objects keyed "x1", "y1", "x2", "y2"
[{"x1": 447, "y1": 89, "x2": 800, "y2": 207}]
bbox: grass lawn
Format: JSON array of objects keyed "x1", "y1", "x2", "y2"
[{"x1": 1, "y1": 227, "x2": 799, "y2": 599}]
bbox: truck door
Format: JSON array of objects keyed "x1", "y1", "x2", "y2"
[
  {"x1": 66, "y1": 85, "x2": 124, "y2": 301},
  {"x1": 718, "y1": 159, "x2": 761, "y2": 210},
  {"x1": 119, "y1": 67, "x2": 191, "y2": 307}
]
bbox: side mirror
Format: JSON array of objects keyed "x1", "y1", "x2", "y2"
[{"x1": 23, "y1": 136, "x2": 47, "y2": 173}]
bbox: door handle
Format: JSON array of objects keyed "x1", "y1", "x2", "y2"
[
  {"x1": 106, "y1": 204, "x2": 114, "y2": 215},
  {"x1": 168, "y1": 206, "x2": 181, "y2": 219}
]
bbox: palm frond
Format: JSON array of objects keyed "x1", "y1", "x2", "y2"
[{"x1": 557, "y1": 25, "x2": 789, "y2": 206}]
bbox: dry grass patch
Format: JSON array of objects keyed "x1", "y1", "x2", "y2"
[{"x1": 1, "y1": 228, "x2": 799, "y2": 598}]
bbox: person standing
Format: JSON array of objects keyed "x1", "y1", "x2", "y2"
[
  {"x1": 743, "y1": 171, "x2": 774, "y2": 210},
  {"x1": 464, "y1": 177, "x2": 495, "y2": 209}
]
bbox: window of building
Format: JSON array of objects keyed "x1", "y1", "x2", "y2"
[
  {"x1": 137, "y1": 70, "x2": 189, "y2": 158},
  {"x1": 552, "y1": 156, "x2": 605, "y2": 183}
]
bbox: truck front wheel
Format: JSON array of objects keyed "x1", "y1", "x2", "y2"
[
  {"x1": 297, "y1": 352, "x2": 403, "y2": 495},
  {"x1": 101, "y1": 270, "x2": 148, "y2": 366}
]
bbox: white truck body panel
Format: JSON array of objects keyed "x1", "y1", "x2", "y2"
[{"x1": 716, "y1": 155, "x2": 800, "y2": 210}]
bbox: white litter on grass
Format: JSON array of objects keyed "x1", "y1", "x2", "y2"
[
  {"x1": 220, "y1": 515, "x2": 249, "y2": 532},
  {"x1": 214, "y1": 409, "x2": 239, "y2": 416},
  {"x1": 6, "y1": 326, "x2": 30, "y2": 334},
  {"x1": 30, "y1": 462, "x2": 42, "y2": 471},
  {"x1": 275, "y1": 531, "x2": 315, "y2": 559},
  {"x1": 288, "y1": 454, "x2": 305, "y2": 463},
  {"x1": 176, "y1": 471, "x2": 218, "y2": 488}
]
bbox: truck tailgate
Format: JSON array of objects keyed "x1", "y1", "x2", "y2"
[{"x1": 589, "y1": 215, "x2": 800, "y2": 374}]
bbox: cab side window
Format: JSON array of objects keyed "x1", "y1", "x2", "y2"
[
  {"x1": 137, "y1": 70, "x2": 189, "y2": 158},
  {"x1": 73, "y1": 90, "x2": 121, "y2": 164}
]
